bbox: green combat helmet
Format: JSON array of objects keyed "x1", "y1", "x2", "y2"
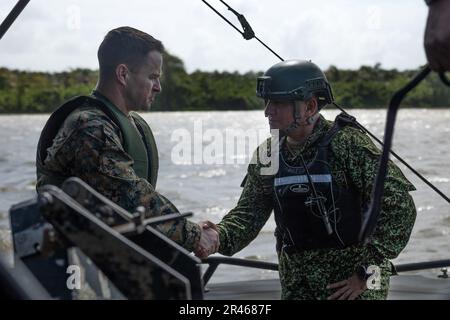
[
  {"x1": 256, "y1": 59, "x2": 334, "y2": 107},
  {"x1": 256, "y1": 60, "x2": 334, "y2": 133}
]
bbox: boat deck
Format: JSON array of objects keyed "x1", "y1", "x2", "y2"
[{"x1": 204, "y1": 275, "x2": 450, "y2": 300}]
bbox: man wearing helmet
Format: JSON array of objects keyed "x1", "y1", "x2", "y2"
[{"x1": 200, "y1": 60, "x2": 417, "y2": 300}]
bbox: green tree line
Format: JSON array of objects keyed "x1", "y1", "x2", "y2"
[{"x1": 0, "y1": 53, "x2": 448, "y2": 114}]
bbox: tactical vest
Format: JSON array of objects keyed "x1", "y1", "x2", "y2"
[
  {"x1": 274, "y1": 113, "x2": 363, "y2": 253},
  {"x1": 36, "y1": 91, "x2": 159, "y2": 188}
]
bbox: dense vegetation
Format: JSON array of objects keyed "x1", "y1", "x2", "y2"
[{"x1": 0, "y1": 52, "x2": 448, "y2": 113}]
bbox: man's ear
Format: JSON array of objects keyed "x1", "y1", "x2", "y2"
[
  {"x1": 116, "y1": 64, "x2": 128, "y2": 86},
  {"x1": 306, "y1": 97, "x2": 318, "y2": 117}
]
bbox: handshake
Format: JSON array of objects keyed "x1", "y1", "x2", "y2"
[{"x1": 194, "y1": 220, "x2": 220, "y2": 259}]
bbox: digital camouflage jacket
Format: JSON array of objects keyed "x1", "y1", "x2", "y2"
[{"x1": 217, "y1": 114, "x2": 417, "y2": 299}]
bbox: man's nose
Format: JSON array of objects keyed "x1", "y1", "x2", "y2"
[{"x1": 153, "y1": 79, "x2": 161, "y2": 93}]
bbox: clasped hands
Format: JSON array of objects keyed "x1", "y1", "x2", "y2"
[{"x1": 194, "y1": 220, "x2": 219, "y2": 259}]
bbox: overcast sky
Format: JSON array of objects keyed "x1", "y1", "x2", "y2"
[{"x1": 0, "y1": 0, "x2": 429, "y2": 73}]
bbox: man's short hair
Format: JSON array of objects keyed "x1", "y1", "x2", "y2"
[{"x1": 98, "y1": 26, "x2": 164, "y2": 78}]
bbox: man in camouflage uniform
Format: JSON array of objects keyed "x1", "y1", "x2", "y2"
[
  {"x1": 36, "y1": 27, "x2": 218, "y2": 254},
  {"x1": 204, "y1": 60, "x2": 416, "y2": 299}
]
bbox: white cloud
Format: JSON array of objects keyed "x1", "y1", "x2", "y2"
[{"x1": 0, "y1": 0, "x2": 428, "y2": 72}]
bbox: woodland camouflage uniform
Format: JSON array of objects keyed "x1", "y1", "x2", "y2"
[{"x1": 36, "y1": 101, "x2": 201, "y2": 251}]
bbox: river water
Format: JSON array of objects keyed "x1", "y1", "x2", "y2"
[{"x1": 0, "y1": 109, "x2": 449, "y2": 284}]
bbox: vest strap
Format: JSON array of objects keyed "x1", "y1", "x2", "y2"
[{"x1": 37, "y1": 93, "x2": 159, "y2": 187}]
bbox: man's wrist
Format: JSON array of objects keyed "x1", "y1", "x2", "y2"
[{"x1": 356, "y1": 265, "x2": 372, "y2": 281}]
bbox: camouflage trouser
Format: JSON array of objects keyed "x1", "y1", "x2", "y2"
[{"x1": 278, "y1": 250, "x2": 391, "y2": 300}]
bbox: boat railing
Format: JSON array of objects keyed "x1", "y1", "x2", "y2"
[{"x1": 202, "y1": 256, "x2": 450, "y2": 285}]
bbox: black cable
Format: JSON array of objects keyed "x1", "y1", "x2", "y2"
[
  {"x1": 201, "y1": 0, "x2": 245, "y2": 37},
  {"x1": 0, "y1": 0, "x2": 30, "y2": 40},
  {"x1": 333, "y1": 102, "x2": 450, "y2": 204},
  {"x1": 299, "y1": 154, "x2": 333, "y2": 235},
  {"x1": 254, "y1": 36, "x2": 285, "y2": 61},
  {"x1": 202, "y1": 0, "x2": 285, "y2": 61}
]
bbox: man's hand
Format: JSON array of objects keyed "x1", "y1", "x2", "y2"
[
  {"x1": 326, "y1": 273, "x2": 367, "y2": 300},
  {"x1": 424, "y1": 0, "x2": 450, "y2": 72},
  {"x1": 194, "y1": 220, "x2": 219, "y2": 259}
]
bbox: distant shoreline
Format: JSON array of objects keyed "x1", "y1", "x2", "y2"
[{"x1": 2, "y1": 56, "x2": 450, "y2": 113}]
